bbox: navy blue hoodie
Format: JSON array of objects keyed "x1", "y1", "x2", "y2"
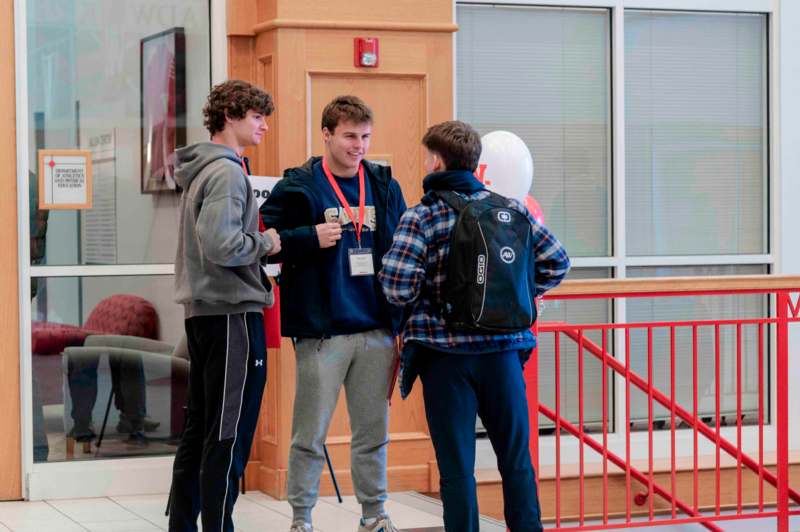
[{"x1": 261, "y1": 156, "x2": 407, "y2": 338}]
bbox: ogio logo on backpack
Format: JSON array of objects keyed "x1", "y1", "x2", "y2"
[
  {"x1": 476, "y1": 254, "x2": 486, "y2": 284},
  {"x1": 500, "y1": 246, "x2": 516, "y2": 264},
  {"x1": 497, "y1": 210, "x2": 512, "y2": 223}
]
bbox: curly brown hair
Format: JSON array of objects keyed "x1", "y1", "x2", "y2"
[
  {"x1": 422, "y1": 120, "x2": 482, "y2": 172},
  {"x1": 321, "y1": 95, "x2": 373, "y2": 133},
  {"x1": 203, "y1": 80, "x2": 274, "y2": 136}
]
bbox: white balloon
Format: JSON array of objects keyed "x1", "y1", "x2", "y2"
[{"x1": 477, "y1": 131, "x2": 534, "y2": 202}]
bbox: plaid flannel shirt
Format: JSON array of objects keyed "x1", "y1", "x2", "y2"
[{"x1": 379, "y1": 189, "x2": 571, "y2": 352}]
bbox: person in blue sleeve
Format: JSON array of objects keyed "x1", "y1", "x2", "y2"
[
  {"x1": 261, "y1": 95, "x2": 407, "y2": 532},
  {"x1": 379, "y1": 120, "x2": 570, "y2": 532}
]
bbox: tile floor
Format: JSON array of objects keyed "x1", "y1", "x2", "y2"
[
  {"x1": 0, "y1": 492, "x2": 453, "y2": 532},
  {"x1": 0, "y1": 491, "x2": 794, "y2": 531}
]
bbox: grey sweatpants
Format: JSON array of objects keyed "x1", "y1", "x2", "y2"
[{"x1": 287, "y1": 329, "x2": 395, "y2": 524}]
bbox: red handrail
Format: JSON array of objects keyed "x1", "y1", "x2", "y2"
[{"x1": 526, "y1": 277, "x2": 800, "y2": 531}]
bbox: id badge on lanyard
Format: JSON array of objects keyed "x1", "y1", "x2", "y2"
[{"x1": 349, "y1": 247, "x2": 374, "y2": 276}]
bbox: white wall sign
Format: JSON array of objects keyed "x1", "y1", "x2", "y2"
[
  {"x1": 80, "y1": 130, "x2": 118, "y2": 264},
  {"x1": 38, "y1": 149, "x2": 93, "y2": 210},
  {"x1": 249, "y1": 175, "x2": 281, "y2": 208},
  {"x1": 249, "y1": 175, "x2": 282, "y2": 276}
]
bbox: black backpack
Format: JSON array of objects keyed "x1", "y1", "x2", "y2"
[{"x1": 428, "y1": 190, "x2": 537, "y2": 334}]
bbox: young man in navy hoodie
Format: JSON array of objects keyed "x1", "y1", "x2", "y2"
[
  {"x1": 261, "y1": 96, "x2": 406, "y2": 532},
  {"x1": 379, "y1": 120, "x2": 570, "y2": 531},
  {"x1": 169, "y1": 80, "x2": 281, "y2": 532}
]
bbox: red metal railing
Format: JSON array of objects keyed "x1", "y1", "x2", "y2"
[{"x1": 525, "y1": 276, "x2": 800, "y2": 531}]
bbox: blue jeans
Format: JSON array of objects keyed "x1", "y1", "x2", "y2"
[{"x1": 418, "y1": 347, "x2": 542, "y2": 531}]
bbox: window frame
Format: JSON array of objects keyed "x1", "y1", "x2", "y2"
[
  {"x1": 15, "y1": 0, "x2": 223, "y2": 500},
  {"x1": 455, "y1": 0, "x2": 783, "y2": 470}
]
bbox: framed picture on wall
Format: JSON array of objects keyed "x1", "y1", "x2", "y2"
[{"x1": 140, "y1": 27, "x2": 186, "y2": 194}]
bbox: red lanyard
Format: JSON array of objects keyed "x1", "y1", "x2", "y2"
[
  {"x1": 238, "y1": 153, "x2": 249, "y2": 175},
  {"x1": 321, "y1": 157, "x2": 366, "y2": 244}
]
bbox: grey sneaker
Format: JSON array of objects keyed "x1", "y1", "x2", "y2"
[
  {"x1": 289, "y1": 522, "x2": 312, "y2": 532},
  {"x1": 358, "y1": 515, "x2": 399, "y2": 532}
]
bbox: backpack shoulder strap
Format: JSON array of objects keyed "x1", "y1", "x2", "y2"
[
  {"x1": 427, "y1": 190, "x2": 469, "y2": 212},
  {"x1": 484, "y1": 190, "x2": 512, "y2": 206}
]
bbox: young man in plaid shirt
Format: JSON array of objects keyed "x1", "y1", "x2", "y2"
[{"x1": 378, "y1": 121, "x2": 570, "y2": 531}]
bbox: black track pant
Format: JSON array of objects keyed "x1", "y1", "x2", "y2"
[{"x1": 168, "y1": 312, "x2": 267, "y2": 532}]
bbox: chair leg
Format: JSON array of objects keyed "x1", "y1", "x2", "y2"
[
  {"x1": 95, "y1": 389, "x2": 115, "y2": 457},
  {"x1": 65, "y1": 436, "x2": 90, "y2": 457}
]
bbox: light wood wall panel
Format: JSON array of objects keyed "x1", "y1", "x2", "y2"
[
  {"x1": 229, "y1": 0, "x2": 455, "y2": 499},
  {"x1": 308, "y1": 72, "x2": 427, "y2": 201},
  {"x1": 267, "y1": 26, "x2": 454, "y2": 202},
  {"x1": 226, "y1": 0, "x2": 256, "y2": 36},
  {"x1": 275, "y1": 0, "x2": 452, "y2": 26},
  {"x1": 0, "y1": 0, "x2": 22, "y2": 501}
]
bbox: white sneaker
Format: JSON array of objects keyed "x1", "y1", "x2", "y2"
[
  {"x1": 289, "y1": 522, "x2": 312, "y2": 532},
  {"x1": 358, "y1": 515, "x2": 399, "y2": 532}
]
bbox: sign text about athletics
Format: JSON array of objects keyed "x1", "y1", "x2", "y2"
[{"x1": 54, "y1": 166, "x2": 86, "y2": 188}]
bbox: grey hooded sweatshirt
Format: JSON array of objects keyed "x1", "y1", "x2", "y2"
[{"x1": 174, "y1": 142, "x2": 274, "y2": 318}]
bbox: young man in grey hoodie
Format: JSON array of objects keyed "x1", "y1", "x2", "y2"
[{"x1": 168, "y1": 80, "x2": 281, "y2": 532}]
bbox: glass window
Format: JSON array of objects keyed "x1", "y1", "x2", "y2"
[
  {"x1": 625, "y1": 10, "x2": 768, "y2": 256},
  {"x1": 25, "y1": 0, "x2": 210, "y2": 463},
  {"x1": 537, "y1": 268, "x2": 614, "y2": 433},
  {"x1": 31, "y1": 275, "x2": 185, "y2": 463},
  {"x1": 27, "y1": 0, "x2": 211, "y2": 265},
  {"x1": 457, "y1": 5, "x2": 773, "y2": 440},
  {"x1": 456, "y1": 5, "x2": 612, "y2": 257},
  {"x1": 626, "y1": 265, "x2": 769, "y2": 428}
]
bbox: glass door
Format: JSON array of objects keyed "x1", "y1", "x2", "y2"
[{"x1": 20, "y1": 0, "x2": 212, "y2": 499}]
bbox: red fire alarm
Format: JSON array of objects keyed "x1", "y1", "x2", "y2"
[{"x1": 354, "y1": 37, "x2": 379, "y2": 68}]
